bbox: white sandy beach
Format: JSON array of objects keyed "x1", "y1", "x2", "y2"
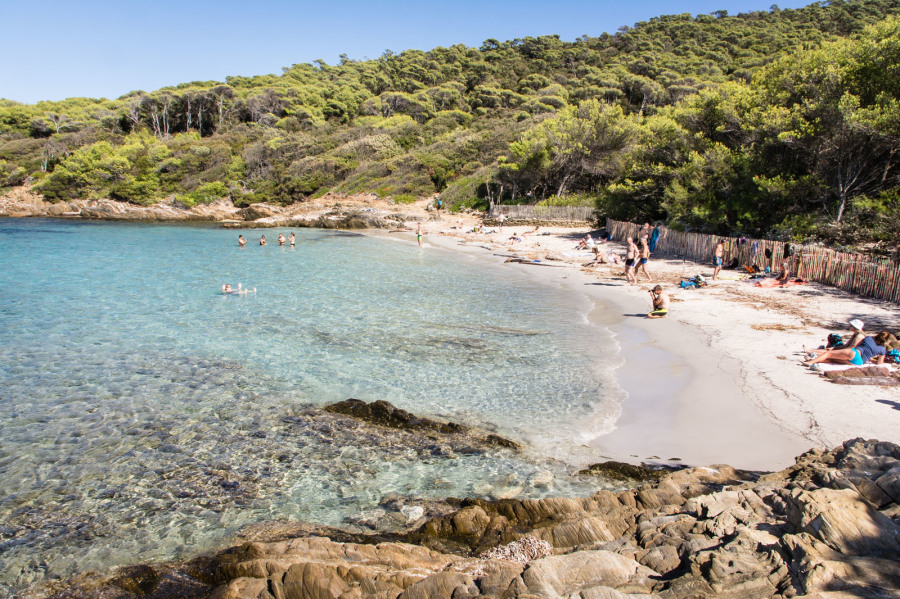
[{"x1": 385, "y1": 204, "x2": 900, "y2": 471}]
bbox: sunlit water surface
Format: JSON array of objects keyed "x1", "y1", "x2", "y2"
[{"x1": 0, "y1": 219, "x2": 623, "y2": 595}]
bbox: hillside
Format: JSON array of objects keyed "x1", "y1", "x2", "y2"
[{"x1": 2, "y1": 0, "x2": 900, "y2": 243}]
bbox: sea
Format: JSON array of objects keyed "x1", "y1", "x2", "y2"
[{"x1": 0, "y1": 218, "x2": 624, "y2": 595}]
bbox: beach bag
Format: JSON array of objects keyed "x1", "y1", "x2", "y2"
[{"x1": 827, "y1": 334, "x2": 842, "y2": 348}]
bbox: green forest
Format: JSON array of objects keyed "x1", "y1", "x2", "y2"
[{"x1": 2, "y1": 0, "x2": 900, "y2": 247}]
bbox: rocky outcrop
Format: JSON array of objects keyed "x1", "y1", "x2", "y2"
[
  {"x1": 0, "y1": 187, "x2": 425, "y2": 229},
  {"x1": 0, "y1": 187, "x2": 243, "y2": 222},
  {"x1": 42, "y1": 438, "x2": 900, "y2": 598}
]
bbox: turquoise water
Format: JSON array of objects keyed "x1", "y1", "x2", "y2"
[{"x1": 0, "y1": 218, "x2": 621, "y2": 594}]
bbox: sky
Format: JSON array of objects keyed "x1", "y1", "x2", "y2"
[{"x1": 1, "y1": 0, "x2": 814, "y2": 105}]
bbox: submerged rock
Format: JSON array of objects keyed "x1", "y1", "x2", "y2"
[
  {"x1": 324, "y1": 399, "x2": 521, "y2": 451},
  {"x1": 578, "y1": 461, "x2": 676, "y2": 483}
]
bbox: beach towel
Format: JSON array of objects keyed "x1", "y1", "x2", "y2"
[
  {"x1": 810, "y1": 363, "x2": 897, "y2": 373},
  {"x1": 754, "y1": 278, "x2": 808, "y2": 288},
  {"x1": 648, "y1": 227, "x2": 660, "y2": 252}
]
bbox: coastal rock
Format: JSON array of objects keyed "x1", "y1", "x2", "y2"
[
  {"x1": 520, "y1": 551, "x2": 659, "y2": 596},
  {"x1": 37, "y1": 438, "x2": 900, "y2": 599},
  {"x1": 781, "y1": 487, "x2": 900, "y2": 556},
  {"x1": 240, "y1": 203, "x2": 281, "y2": 220},
  {"x1": 578, "y1": 461, "x2": 670, "y2": 483}
]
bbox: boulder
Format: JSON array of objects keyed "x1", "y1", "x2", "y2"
[
  {"x1": 782, "y1": 487, "x2": 900, "y2": 556},
  {"x1": 520, "y1": 551, "x2": 659, "y2": 596},
  {"x1": 875, "y1": 467, "x2": 900, "y2": 503},
  {"x1": 241, "y1": 203, "x2": 280, "y2": 220}
]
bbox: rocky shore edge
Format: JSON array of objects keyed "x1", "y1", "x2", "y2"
[
  {"x1": 0, "y1": 187, "x2": 428, "y2": 230},
  {"x1": 33, "y1": 433, "x2": 900, "y2": 599}
]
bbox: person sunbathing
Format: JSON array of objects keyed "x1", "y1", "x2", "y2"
[
  {"x1": 805, "y1": 319, "x2": 865, "y2": 357},
  {"x1": 775, "y1": 262, "x2": 790, "y2": 283},
  {"x1": 802, "y1": 331, "x2": 888, "y2": 367}
]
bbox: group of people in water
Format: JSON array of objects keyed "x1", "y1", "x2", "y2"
[
  {"x1": 238, "y1": 232, "x2": 296, "y2": 248},
  {"x1": 226, "y1": 232, "x2": 297, "y2": 294}
]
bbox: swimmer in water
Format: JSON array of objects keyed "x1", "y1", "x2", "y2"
[
  {"x1": 222, "y1": 283, "x2": 257, "y2": 294},
  {"x1": 260, "y1": 235, "x2": 267, "y2": 246},
  {"x1": 289, "y1": 232, "x2": 295, "y2": 247},
  {"x1": 278, "y1": 233, "x2": 285, "y2": 246},
  {"x1": 238, "y1": 235, "x2": 246, "y2": 247}
]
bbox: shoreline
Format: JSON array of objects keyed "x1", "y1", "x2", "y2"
[
  {"x1": 409, "y1": 217, "x2": 899, "y2": 471},
  {"x1": 422, "y1": 231, "x2": 810, "y2": 471},
  {"x1": 4, "y1": 195, "x2": 897, "y2": 470}
]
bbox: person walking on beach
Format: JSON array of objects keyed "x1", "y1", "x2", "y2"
[
  {"x1": 625, "y1": 237, "x2": 638, "y2": 284},
  {"x1": 713, "y1": 239, "x2": 725, "y2": 280},
  {"x1": 647, "y1": 285, "x2": 670, "y2": 318},
  {"x1": 238, "y1": 235, "x2": 246, "y2": 247},
  {"x1": 497, "y1": 213, "x2": 506, "y2": 232},
  {"x1": 416, "y1": 222, "x2": 424, "y2": 248},
  {"x1": 637, "y1": 237, "x2": 652, "y2": 281}
]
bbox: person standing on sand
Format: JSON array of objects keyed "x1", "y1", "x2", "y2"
[
  {"x1": 497, "y1": 213, "x2": 506, "y2": 232},
  {"x1": 238, "y1": 235, "x2": 246, "y2": 247},
  {"x1": 416, "y1": 222, "x2": 424, "y2": 248},
  {"x1": 713, "y1": 239, "x2": 725, "y2": 280},
  {"x1": 647, "y1": 285, "x2": 670, "y2": 318},
  {"x1": 639, "y1": 222, "x2": 650, "y2": 245},
  {"x1": 625, "y1": 237, "x2": 638, "y2": 284},
  {"x1": 637, "y1": 237, "x2": 652, "y2": 281}
]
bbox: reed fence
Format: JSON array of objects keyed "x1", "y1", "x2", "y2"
[
  {"x1": 488, "y1": 205, "x2": 596, "y2": 222},
  {"x1": 606, "y1": 218, "x2": 900, "y2": 303}
]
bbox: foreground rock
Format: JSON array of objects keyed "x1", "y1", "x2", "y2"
[{"x1": 38, "y1": 438, "x2": 900, "y2": 598}]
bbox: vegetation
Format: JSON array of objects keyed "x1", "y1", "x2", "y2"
[{"x1": 3, "y1": 0, "x2": 900, "y2": 246}]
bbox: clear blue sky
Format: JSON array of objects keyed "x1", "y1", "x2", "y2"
[{"x1": 1, "y1": 0, "x2": 813, "y2": 105}]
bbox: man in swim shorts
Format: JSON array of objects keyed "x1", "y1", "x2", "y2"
[
  {"x1": 713, "y1": 239, "x2": 725, "y2": 280},
  {"x1": 637, "y1": 237, "x2": 652, "y2": 281},
  {"x1": 238, "y1": 235, "x2": 246, "y2": 247},
  {"x1": 647, "y1": 285, "x2": 670, "y2": 318},
  {"x1": 624, "y1": 237, "x2": 638, "y2": 284},
  {"x1": 417, "y1": 223, "x2": 424, "y2": 247}
]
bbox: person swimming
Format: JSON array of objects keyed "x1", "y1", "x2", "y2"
[{"x1": 222, "y1": 283, "x2": 257, "y2": 294}]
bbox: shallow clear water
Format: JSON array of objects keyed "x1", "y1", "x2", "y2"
[{"x1": 0, "y1": 218, "x2": 622, "y2": 594}]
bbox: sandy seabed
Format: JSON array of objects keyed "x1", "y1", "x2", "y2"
[{"x1": 376, "y1": 202, "x2": 899, "y2": 471}]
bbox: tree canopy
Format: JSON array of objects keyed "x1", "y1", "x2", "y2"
[{"x1": 3, "y1": 0, "x2": 900, "y2": 245}]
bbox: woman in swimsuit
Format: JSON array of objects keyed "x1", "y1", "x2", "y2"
[{"x1": 802, "y1": 332, "x2": 888, "y2": 367}]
